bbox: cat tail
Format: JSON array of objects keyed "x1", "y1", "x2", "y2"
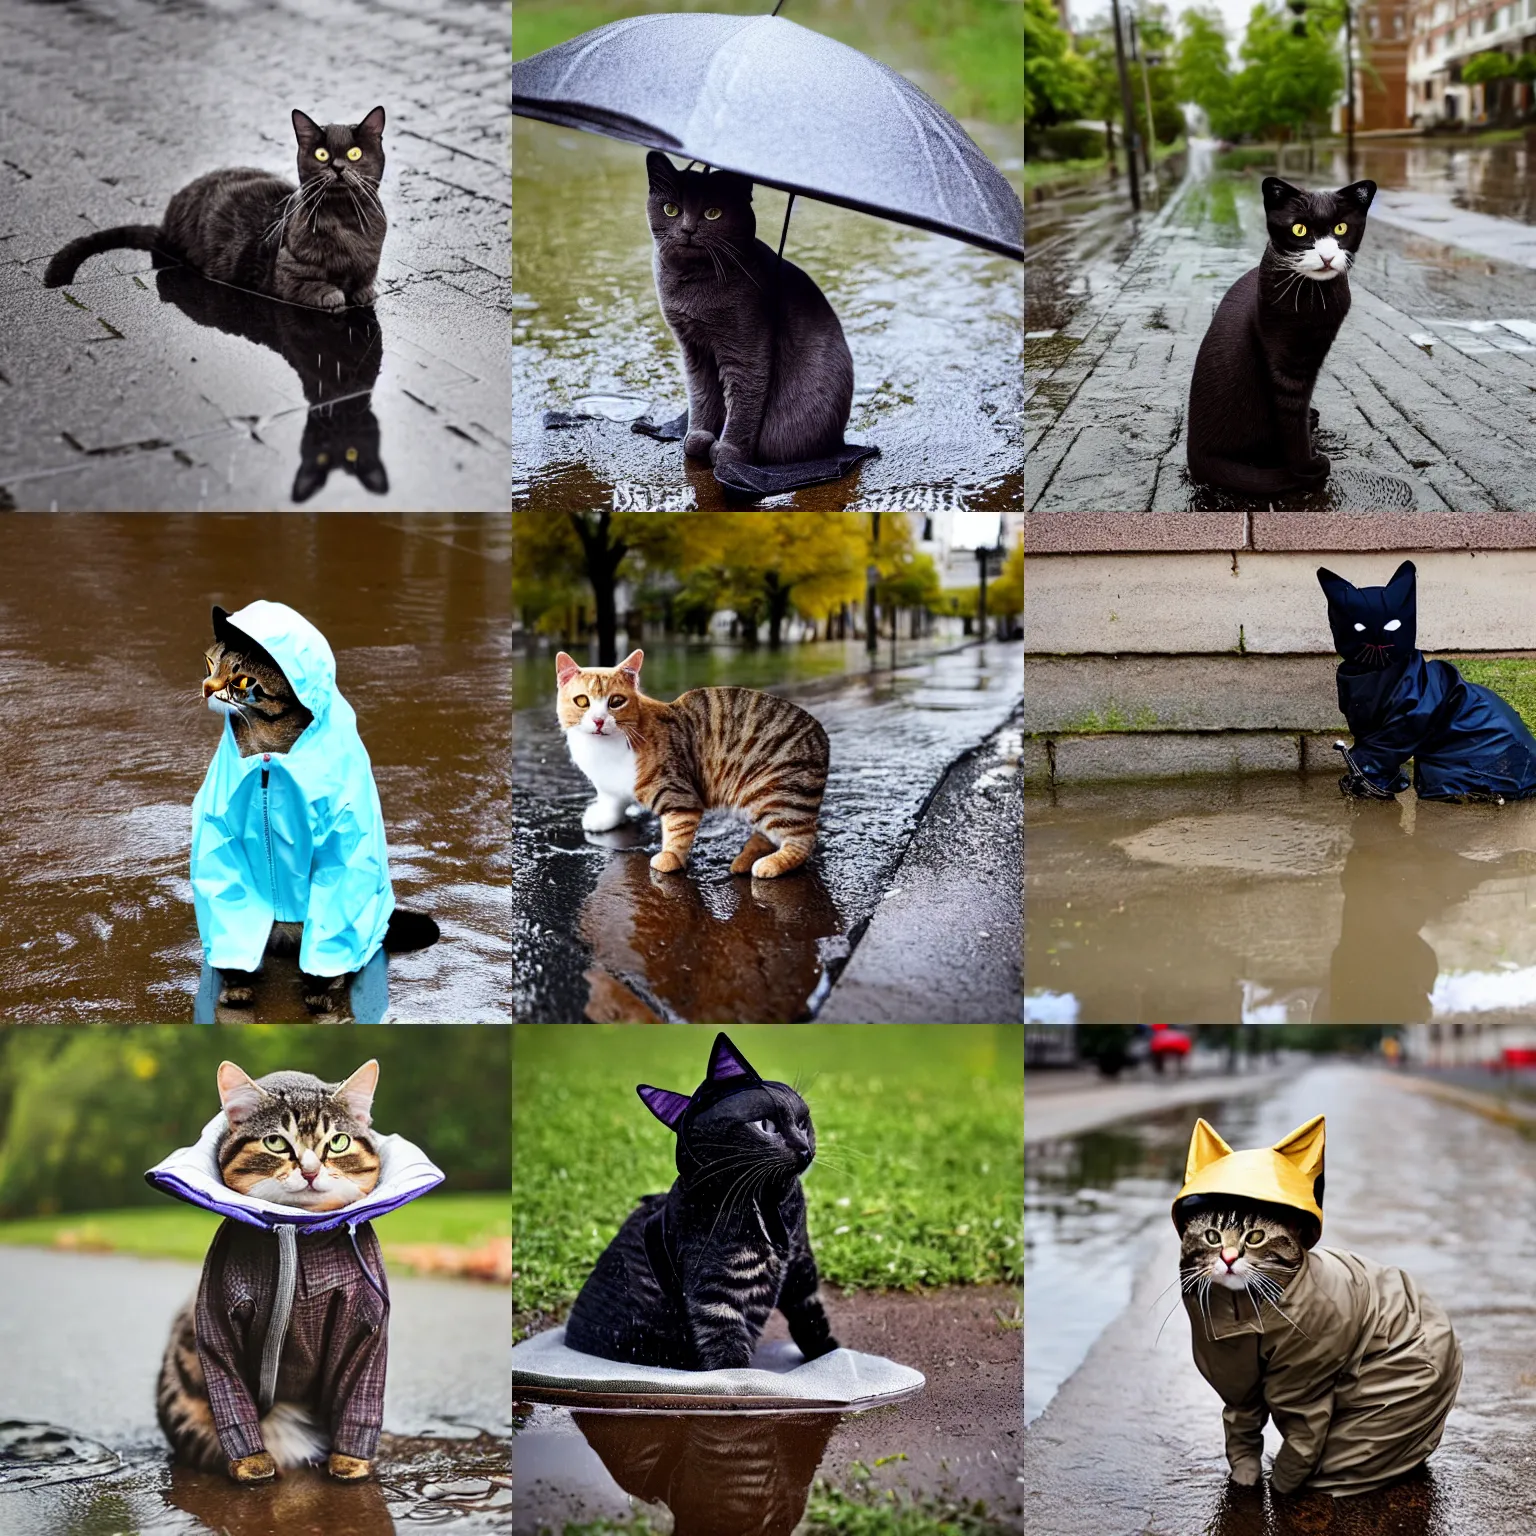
[
  {"x1": 260, "y1": 1402, "x2": 328, "y2": 1469},
  {"x1": 384, "y1": 908, "x2": 440, "y2": 953},
  {"x1": 44, "y1": 225, "x2": 166, "y2": 287}
]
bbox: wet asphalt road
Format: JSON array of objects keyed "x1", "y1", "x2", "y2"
[
  {"x1": 1024, "y1": 1064, "x2": 1536, "y2": 1534},
  {"x1": 512, "y1": 117, "x2": 1023, "y2": 513},
  {"x1": 511, "y1": 641, "x2": 1024, "y2": 1023},
  {"x1": 0, "y1": 514, "x2": 512, "y2": 1022},
  {"x1": 1, "y1": 0, "x2": 507, "y2": 510},
  {"x1": 1026, "y1": 772, "x2": 1536, "y2": 1025},
  {"x1": 1026, "y1": 139, "x2": 1536, "y2": 514},
  {"x1": 0, "y1": 1245, "x2": 511, "y2": 1533}
]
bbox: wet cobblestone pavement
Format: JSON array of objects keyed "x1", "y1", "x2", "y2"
[
  {"x1": 0, "y1": 0, "x2": 508, "y2": 510},
  {"x1": 1025, "y1": 141, "x2": 1536, "y2": 516}
]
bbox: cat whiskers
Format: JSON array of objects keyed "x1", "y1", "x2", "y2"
[{"x1": 719, "y1": 243, "x2": 762, "y2": 292}]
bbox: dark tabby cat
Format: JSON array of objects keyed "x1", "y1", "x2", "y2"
[
  {"x1": 558, "y1": 648, "x2": 829, "y2": 878},
  {"x1": 45, "y1": 107, "x2": 387, "y2": 309},
  {"x1": 1187, "y1": 177, "x2": 1376, "y2": 497},
  {"x1": 565, "y1": 1033, "x2": 840, "y2": 1370},
  {"x1": 201, "y1": 608, "x2": 436, "y2": 1010},
  {"x1": 646, "y1": 152, "x2": 854, "y2": 468},
  {"x1": 155, "y1": 265, "x2": 387, "y2": 502},
  {"x1": 157, "y1": 1060, "x2": 384, "y2": 1483}
]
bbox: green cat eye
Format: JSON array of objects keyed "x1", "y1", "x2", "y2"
[
  {"x1": 663, "y1": 202, "x2": 679, "y2": 217},
  {"x1": 328, "y1": 1133, "x2": 352, "y2": 1154},
  {"x1": 704, "y1": 207, "x2": 722, "y2": 220},
  {"x1": 262, "y1": 1135, "x2": 288, "y2": 1154},
  {"x1": 1203, "y1": 1229, "x2": 1222, "y2": 1246},
  {"x1": 314, "y1": 147, "x2": 331, "y2": 163},
  {"x1": 1245, "y1": 1230, "x2": 1267, "y2": 1246},
  {"x1": 573, "y1": 693, "x2": 589, "y2": 708}
]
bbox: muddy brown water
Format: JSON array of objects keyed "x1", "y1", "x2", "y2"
[
  {"x1": 1023, "y1": 1064, "x2": 1536, "y2": 1535},
  {"x1": 1027, "y1": 773, "x2": 1536, "y2": 1025},
  {"x1": 0, "y1": 513, "x2": 511, "y2": 1022},
  {"x1": 513, "y1": 1284, "x2": 1023, "y2": 1533},
  {"x1": 511, "y1": 119, "x2": 1023, "y2": 512}
]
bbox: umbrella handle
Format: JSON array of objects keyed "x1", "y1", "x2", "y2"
[{"x1": 777, "y1": 192, "x2": 796, "y2": 285}]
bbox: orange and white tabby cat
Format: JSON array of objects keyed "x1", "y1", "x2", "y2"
[{"x1": 556, "y1": 649, "x2": 829, "y2": 878}]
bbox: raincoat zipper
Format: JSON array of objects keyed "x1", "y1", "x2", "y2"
[{"x1": 260, "y1": 756, "x2": 276, "y2": 906}]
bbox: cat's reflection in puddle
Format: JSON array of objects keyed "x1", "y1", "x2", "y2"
[
  {"x1": 153, "y1": 264, "x2": 388, "y2": 503},
  {"x1": 573, "y1": 1411, "x2": 839, "y2": 1536},
  {"x1": 163, "y1": 1462, "x2": 394, "y2": 1536},
  {"x1": 577, "y1": 844, "x2": 843, "y2": 1022}
]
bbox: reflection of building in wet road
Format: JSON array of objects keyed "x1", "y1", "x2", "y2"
[
  {"x1": 1025, "y1": 1064, "x2": 1536, "y2": 1532},
  {"x1": 2, "y1": 0, "x2": 507, "y2": 510},
  {"x1": 513, "y1": 642, "x2": 1023, "y2": 1022},
  {"x1": 0, "y1": 514, "x2": 512, "y2": 1022}
]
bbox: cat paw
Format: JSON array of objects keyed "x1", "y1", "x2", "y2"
[
  {"x1": 350, "y1": 285, "x2": 376, "y2": 306},
  {"x1": 216, "y1": 970, "x2": 259, "y2": 1007},
  {"x1": 301, "y1": 972, "x2": 349, "y2": 1014},
  {"x1": 316, "y1": 287, "x2": 347, "y2": 311},
  {"x1": 1227, "y1": 1459, "x2": 1262, "y2": 1488},
  {"x1": 650, "y1": 849, "x2": 687, "y2": 873},
  {"x1": 582, "y1": 800, "x2": 630, "y2": 832},
  {"x1": 327, "y1": 1453, "x2": 372, "y2": 1481},
  {"x1": 709, "y1": 440, "x2": 746, "y2": 468},
  {"x1": 228, "y1": 1452, "x2": 277, "y2": 1483},
  {"x1": 1297, "y1": 453, "x2": 1331, "y2": 482},
  {"x1": 683, "y1": 429, "x2": 716, "y2": 460}
]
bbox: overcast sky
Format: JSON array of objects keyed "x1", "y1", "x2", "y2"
[{"x1": 1068, "y1": 0, "x2": 1260, "y2": 54}]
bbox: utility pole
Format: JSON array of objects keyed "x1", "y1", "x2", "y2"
[
  {"x1": 976, "y1": 545, "x2": 989, "y2": 641},
  {"x1": 1109, "y1": 0, "x2": 1142, "y2": 212},
  {"x1": 865, "y1": 512, "x2": 880, "y2": 657},
  {"x1": 1343, "y1": 2, "x2": 1356, "y2": 180},
  {"x1": 1129, "y1": 12, "x2": 1154, "y2": 179}
]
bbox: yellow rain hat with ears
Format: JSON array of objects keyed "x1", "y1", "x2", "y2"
[{"x1": 1172, "y1": 1115, "x2": 1326, "y2": 1235}]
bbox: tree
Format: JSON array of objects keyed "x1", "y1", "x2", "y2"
[
  {"x1": 1236, "y1": 3, "x2": 1343, "y2": 142},
  {"x1": 1461, "y1": 52, "x2": 1513, "y2": 86},
  {"x1": 1026, "y1": 0, "x2": 1092, "y2": 127},
  {"x1": 987, "y1": 540, "x2": 1024, "y2": 620},
  {"x1": 1177, "y1": 8, "x2": 1241, "y2": 138}
]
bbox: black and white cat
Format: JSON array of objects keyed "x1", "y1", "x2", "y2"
[
  {"x1": 1187, "y1": 176, "x2": 1376, "y2": 498},
  {"x1": 565, "y1": 1032, "x2": 840, "y2": 1370}
]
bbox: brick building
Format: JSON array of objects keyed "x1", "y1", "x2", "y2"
[
  {"x1": 1407, "y1": 0, "x2": 1536, "y2": 126},
  {"x1": 1354, "y1": 3, "x2": 1414, "y2": 129}
]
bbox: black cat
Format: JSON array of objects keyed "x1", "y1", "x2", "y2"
[
  {"x1": 1317, "y1": 559, "x2": 1536, "y2": 801},
  {"x1": 153, "y1": 265, "x2": 387, "y2": 502},
  {"x1": 565, "y1": 1032, "x2": 840, "y2": 1371},
  {"x1": 45, "y1": 107, "x2": 387, "y2": 310},
  {"x1": 1188, "y1": 177, "x2": 1376, "y2": 498}
]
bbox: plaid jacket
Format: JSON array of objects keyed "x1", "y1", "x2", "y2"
[{"x1": 194, "y1": 1218, "x2": 390, "y2": 1462}]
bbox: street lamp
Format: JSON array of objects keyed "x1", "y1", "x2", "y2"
[
  {"x1": 952, "y1": 513, "x2": 1005, "y2": 642},
  {"x1": 1108, "y1": 0, "x2": 1142, "y2": 213}
]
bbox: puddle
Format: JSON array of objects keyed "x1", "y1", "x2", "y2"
[
  {"x1": 1026, "y1": 775, "x2": 1536, "y2": 1025},
  {"x1": 1024, "y1": 1096, "x2": 1264, "y2": 1423},
  {"x1": 0, "y1": 1421, "x2": 120, "y2": 1490},
  {"x1": 0, "y1": 513, "x2": 512, "y2": 1022}
]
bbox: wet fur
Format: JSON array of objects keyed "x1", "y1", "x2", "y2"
[
  {"x1": 647, "y1": 152, "x2": 853, "y2": 467},
  {"x1": 156, "y1": 1063, "x2": 380, "y2": 1474},
  {"x1": 556, "y1": 649, "x2": 829, "y2": 878},
  {"x1": 45, "y1": 107, "x2": 387, "y2": 309},
  {"x1": 1187, "y1": 177, "x2": 1376, "y2": 497},
  {"x1": 565, "y1": 1078, "x2": 839, "y2": 1369}
]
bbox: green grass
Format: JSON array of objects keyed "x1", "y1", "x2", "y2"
[
  {"x1": 1055, "y1": 704, "x2": 1160, "y2": 733},
  {"x1": 512, "y1": 1025, "x2": 1022, "y2": 1327},
  {"x1": 0, "y1": 1193, "x2": 509, "y2": 1265},
  {"x1": 1447, "y1": 658, "x2": 1536, "y2": 731},
  {"x1": 1023, "y1": 155, "x2": 1108, "y2": 191}
]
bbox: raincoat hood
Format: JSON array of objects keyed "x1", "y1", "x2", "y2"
[
  {"x1": 145, "y1": 1111, "x2": 444, "y2": 1234},
  {"x1": 1173, "y1": 1116, "x2": 1326, "y2": 1238},
  {"x1": 191, "y1": 600, "x2": 394, "y2": 977}
]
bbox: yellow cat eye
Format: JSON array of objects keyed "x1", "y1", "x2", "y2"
[
  {"x1": 328, "y1": 1133, "x2": 352, "y2": 1153},
  {"x1": 573, "y1": 693, "x2": 589, "y2": 708},
  {"x1": 1291, "y1": 223, "x2": 1307, "y2": 237},
  {"x1": 1245, "y1": 1230, "x2": 1267, "y2": 1246},
  {"x1": 314, "y1": 147, "x2": 331, "y2": 163},
  {"x1": 234, "y1": 675, "x2": 253, "y2": 691},
  {"x1": 663, "y1": 202, "x2": 679, "y2": 217},
  {"x1": 346, "y1": 146, "x2": 362, "y2": 162},
  {"x1": 704, "y1": 207, "x2": 722, "y2": 220},
  {"x1": 262, "y1": 1135, "x2": 288, "y2": 1154},
  {"x1": 1333, "y1": 222, "x2": 1347, "y2": 235}
]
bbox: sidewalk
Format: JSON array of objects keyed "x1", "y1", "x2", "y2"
[
  {"x1": 1025, "y1": 142, "x2": 1536, "y2": 528},
  {"x1": 1025, "y1": 1062, "x2": 1299, "y2": 1145}
]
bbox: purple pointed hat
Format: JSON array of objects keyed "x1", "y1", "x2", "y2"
[{"x1": 637, "y1": 1032, "x2": 765, "y2": 1131}]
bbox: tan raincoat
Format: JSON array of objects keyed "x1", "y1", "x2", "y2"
[{"x1": 1184, "y1": 1244, "x2": 1463, "y2": 1496}]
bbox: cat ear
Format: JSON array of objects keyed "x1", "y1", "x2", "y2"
[
  {"x1": 1272, "y1": 1116, "x2": 1325, "y2": 1187},
  {"x1": 217, "y1": 1061, "x2": 266, "y2": 1124},
  {"x1": 1261, "y1": 177, "x2": 1302, "y2": 212},
  {"x1": 707, "y1": 1032, "x2": 759, "y2": 1084},
  {"x1": 357, "y1": 105, "x2": 386, "y2": 140},
  {"x1": 637, "y1": 1084, "x2": 691, "y2": 1129},
  {"x1": 1340, "y1": 179, "x2": 1377, "y2": 211},
  {"x1": 333, "y1": 1060, "x2": 380, "y2": 1128},
  {"x1": 616, "y1": 649, "x2": 644, "y2": 685},
  {"x1": 646, "y1": 151, "x2": 679, "y2": 193},
  {"x1": 1316, "y1": 566, "x2": 1355, "y2": 602},
  {"x1": 1184, "y1": 1118, "x2": 1232, "y2": 1183},
  {"x1": 1385, "y1": 559, "x2": 1416, "y2": 601},
  {"x1": 292, "y1": 109, "x2": 323, "y2": 150},
  {"x1": 555, "y1": 652, "x2": 582, "y2": 687}
]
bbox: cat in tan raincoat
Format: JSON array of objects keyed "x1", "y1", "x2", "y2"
[{"x1": 1174, "y1": 1115, "x2": 1462, "y2": 1497}]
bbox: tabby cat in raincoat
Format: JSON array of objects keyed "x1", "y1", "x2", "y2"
[{"x1": 1174, "y1": 1115, "x2": 1462, "y2": 1496}]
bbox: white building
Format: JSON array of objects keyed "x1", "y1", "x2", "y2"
[{"x1": 1407, "y1": 0, "x2": 1536, "y2": 126}]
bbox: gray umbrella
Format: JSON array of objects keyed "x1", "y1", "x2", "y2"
[{"x1": 512, "y1": 11, "x2": 1023, "y2": 261}]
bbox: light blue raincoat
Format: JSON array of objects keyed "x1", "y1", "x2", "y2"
[{"x1": 191, "y1": 601, "x2": 394, "y2": 978}]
